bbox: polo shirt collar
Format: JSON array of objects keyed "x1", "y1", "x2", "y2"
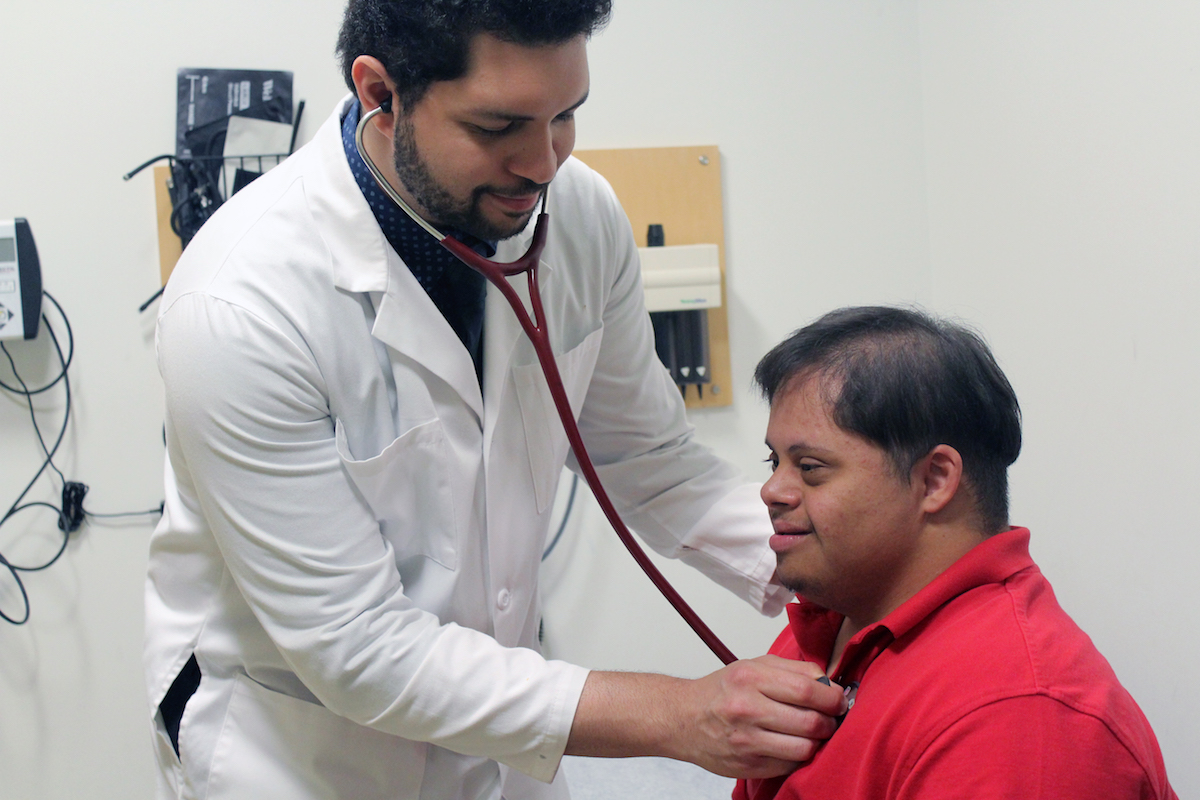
[
  {"x1": 788, "y1": 527, "x2": 1036, "y2": 681},
  {"x1": 879, "y1": 527, "x2": 1034, "y2": 639}
]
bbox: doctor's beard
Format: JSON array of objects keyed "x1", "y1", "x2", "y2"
[{"x1": 392, "y1": 115, "x2": 545, "y2": 243}]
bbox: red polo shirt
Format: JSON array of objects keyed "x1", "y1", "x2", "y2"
[{"x1": 735, "y1": 528, "x2": 1176, "y2": 800}]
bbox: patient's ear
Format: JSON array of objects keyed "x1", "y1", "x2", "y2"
[{"x1": 915, "y1": 444, "x2": 962, "y2": 515}]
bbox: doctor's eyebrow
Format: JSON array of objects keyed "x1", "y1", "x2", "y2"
[{"x1": 472, "y1": 91, "x2": 590, "y2": 123}]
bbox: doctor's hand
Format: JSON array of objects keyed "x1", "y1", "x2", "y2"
[{"x1": 565, "y1": 656, "x2": 846, "y2": 779}]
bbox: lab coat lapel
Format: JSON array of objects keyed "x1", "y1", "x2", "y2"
[
  {"x1": 310, "y1": 96, "x2": 484, "y2": 419},
  {"x1": 308, "y1": 98, "x2": 390, "y2": 296},
  {"x1": 373, "y1": 250, "x2": 485, "y2": 421}
]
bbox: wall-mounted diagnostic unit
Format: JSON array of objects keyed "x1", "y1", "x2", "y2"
[
  {"x1": 639, "y1": 242, "x2": 723, "y2": 312},
  {"x1": 640, "y1": 224, "x2": 722, "y2": 396},
  {"x1": 0, "y1": 219, "x2": 42, "y2": 341},
  {"x1": 574, "y1": 145, "x2": 732, "y2": 409}
]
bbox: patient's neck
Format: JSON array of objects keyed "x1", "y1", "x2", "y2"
[{"x1": 827, "y1": 620, "x2": 856, "y2": 678}]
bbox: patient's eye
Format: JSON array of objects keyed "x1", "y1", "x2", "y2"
[{"x1": 799, "y1": 459, "x2": 828, "y2": 484}]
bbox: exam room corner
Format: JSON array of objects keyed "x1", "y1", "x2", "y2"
[{"x1": 2, "y1": 2, "x2": 1196, "y2": 798}]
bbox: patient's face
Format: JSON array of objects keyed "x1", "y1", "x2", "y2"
[{"x1": 761, "y1": 375, "x2": 926, "y2": 624}]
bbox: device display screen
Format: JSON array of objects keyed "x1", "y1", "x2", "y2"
[{"x1": 0, "y1": 238, "x2": 14, "y2": 263}]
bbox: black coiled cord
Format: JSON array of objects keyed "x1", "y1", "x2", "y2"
[{"x1": 1, "y1": 292, "x2": 162, "y2": 625}]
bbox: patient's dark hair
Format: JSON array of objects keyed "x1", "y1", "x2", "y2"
[
  {"x1": 755, "y1": 306, "x2": 1022, "y2": 533},
  {"x1": 336, "y1": 0, "x2": 612, "y2": 107}
]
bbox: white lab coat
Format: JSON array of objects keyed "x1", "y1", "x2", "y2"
[{"x1": 145, "y1": 97, "x2": 786, "y2": 800}]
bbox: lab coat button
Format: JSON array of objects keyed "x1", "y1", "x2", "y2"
[{"x1": 497, "y1": 589, "x2": 512, "y2": 610}]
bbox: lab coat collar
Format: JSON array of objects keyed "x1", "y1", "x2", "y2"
[
  {"x1": 307, "y1": 96, "x2": 390, "y2": 295},
  {"x1": 306, "y1": 97, "x2": 561, "y2": 425},
  {"x1": 308, "y1": 97, "x2": 485, "y2": 416},
  {"x1": 373, "y1": 250, "x2": 485, "y2": 419}
]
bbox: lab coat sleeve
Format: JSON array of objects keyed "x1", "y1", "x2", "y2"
[
  {"x1": 562, "y1": 163, "x2": 790, "y2": 617},
  {"x1": 157, "y1": 291, "x2": 587, "y2": 781}
]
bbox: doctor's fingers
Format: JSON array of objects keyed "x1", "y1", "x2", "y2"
[
  {"x1": 684, "y1": 662, "x2": 841, "y2": 766},
  {"x1": 756, "y1": 695, "x2": 841, "y2": 752},
  {"x1": 716, "y1": 724, "x2": 843, "y2": 779},
  {"x1": 684, "y1": 710, "x2": 826, "y2": 778},
  {"x1": 722, "y1": 655, "x2": 848, "y2": 719}
]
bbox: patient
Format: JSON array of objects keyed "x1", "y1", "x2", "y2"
[{"x1": 737, "y1": 306, "x2": 1176, "y2": 800}]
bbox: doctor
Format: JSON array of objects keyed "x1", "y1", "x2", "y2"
[{"x1": 144, "y1": 1, "x2": 845, "y2": 798}]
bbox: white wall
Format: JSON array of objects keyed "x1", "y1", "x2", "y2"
[
  {"x1": 0, "y1": 2, "x2": 1193, "y2": 798},
  {"x1": 0, "y1": 5, "x2": 347, "y2": 798},
  {"x1": 542, "y1": 0, "x2": 931, "y2": 674},
  {"x1": 916, "y1": 1, "x2": 1200, "y2": 787},
  {"x1": 548, "y1": 0, "x2": 1196, "y2": 794}
]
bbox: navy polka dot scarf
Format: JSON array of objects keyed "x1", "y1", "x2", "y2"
[{"x1": 341, "y1": 100, "x2": 493, "y2": 382}]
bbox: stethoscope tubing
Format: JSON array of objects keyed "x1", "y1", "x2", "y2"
[{"x1": 355, "y1": 103, "x2": 737, "y2": 665}]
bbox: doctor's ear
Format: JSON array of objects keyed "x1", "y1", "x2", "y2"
[{"x1": 350, "y1": 55, "x2": 396, "y2": 117}]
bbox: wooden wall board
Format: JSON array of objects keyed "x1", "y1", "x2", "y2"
[
  {"x1": 573, "y1": 145, "x2": 732, "y2": 409},
  {"x1": 153, "y1": 165, "x2": 182, "y2": 286},
  {"x1": 151, "y1": 147, "x2": 734, "y2": 409}
]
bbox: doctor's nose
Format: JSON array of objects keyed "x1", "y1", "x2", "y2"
[{"x1": 509, "y1": 126, "x2": 571, "y2": 186}]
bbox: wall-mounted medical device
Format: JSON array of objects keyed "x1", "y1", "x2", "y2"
[
  {"x1": 0, "y1": 218, "x2": 42, "y2": 342},
  {"x1": 639, "y1": 242, "x2": 723, "y2": 312},
  {"x1": 640, "y1": 224, "x2": 721, "y2": 396}
]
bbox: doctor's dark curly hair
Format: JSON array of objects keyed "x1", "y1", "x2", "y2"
[{"x1": 336, "y1": 0, "x2": 612, "y2": 107}]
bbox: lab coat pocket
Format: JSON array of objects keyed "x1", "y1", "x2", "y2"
[
  {"x1": 513, "y1": 327, "x2": 604, "y2": 513},
  {"x1": 206, "y1": 673, "x2": 426, "y2": 800},
  {"x1": 336, "y1": 418, "x2": 459, "y2": 570}
]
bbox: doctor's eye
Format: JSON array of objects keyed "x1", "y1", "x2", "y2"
[
  {"x1": 764, "y1": 454, "x2": 780, "y2": 471},
  {"x1": 469, "y1": 121, "x2": 518, "y2": 137}
]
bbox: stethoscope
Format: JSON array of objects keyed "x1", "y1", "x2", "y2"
[{"x1": 355, "y1": 99, "x2": 738, "y2": 665}]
